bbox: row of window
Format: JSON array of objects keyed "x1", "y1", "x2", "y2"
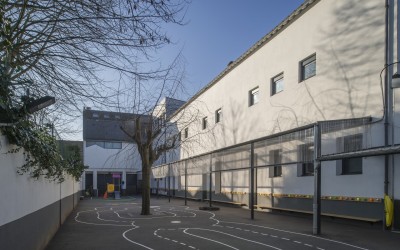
[
  {"x1": 270, "y1": 134, "x2": 363, "y2": 178},
  {"x1": 181, "y1": 108, "x2": 223, "y2": 139},
  {"x1": 86, "y1": 141, "x2": 122, "y2": 149},
  {"x1": 182, "y1": 54, "x2": 317, "y2": 137},
  {"x1": 249, "y1": 53, "x2": 316, "y2": 106},
  {"x1": 92, "y1": 113, "x2": 121, "y2": 119}
]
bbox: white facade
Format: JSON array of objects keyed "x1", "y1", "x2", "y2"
[
  {"x1": 153, "y1": 0, "x2": 400, "y2": 228},
  {"x1": 82, "y1": 109, "x2": 143, "y2": 196}
]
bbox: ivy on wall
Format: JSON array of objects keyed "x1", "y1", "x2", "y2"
[{"x1": 2, "y1": 120, "x2": 84, "y2": 182}]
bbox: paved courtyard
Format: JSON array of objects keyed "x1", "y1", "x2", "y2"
[{"x1": 46, "y1": 196, "x2": 399, "y2": 250}]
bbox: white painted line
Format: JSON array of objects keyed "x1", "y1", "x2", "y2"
[
  {"x1": 294, "y1": 241, "x2": 302, "y2": 244},
  {"x1": 171, "y1": 221, "x2": 181, "y2": 224},
  {"x1": 164, "y1": 238, "x2": 170, "y2": 241},
  {"x1": 180, "y1": 243, "x2": 186, "y2": 245},
  {"x1": 122, "y1": 228, "x2": 155, "y2": 250},
  {"x1": 189, "y1": 246, "x2": 196, "y2": 249},
  {"x1": 184, "y1": 228, "x2": 282, "y2": 250},
  {"x1": 220, "y1": 221, "x2": 369, "y2": 250},
  {"x1": 304, "y1": 243, "x2": 313, "y2": 247},
  {"x1": 317, "y1": 248, "x2": 325, "y2": 250},
  {"x1": 252, "y1": 231, "x2": 259, "y2": 234},
  {"x1": 281, "y1": 238, "x2": 289, "y2": 241},
  {"x1": 172, "y1": 240, "x2": 178, "y2": 243},
  {"x1": 270, "y1": 235, "x2": 278, "y2": 238}
]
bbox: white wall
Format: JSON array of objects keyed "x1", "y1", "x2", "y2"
[
  {"x1": 176, "y1": 0, "x2": 385, "y2": 158},
  {"x1": 0, "y1": 134, "x2": 80, "y2": 227},
  {"x1": 84, "y1": 141, "x2": 141, "y2": 171},
  {"x1": 162, "y1": 0, "x2": 396, "y2": 200}
]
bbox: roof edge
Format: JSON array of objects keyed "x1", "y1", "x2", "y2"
[{"x1": 169, "y1": 0, "x2": 320, "y2": 119}]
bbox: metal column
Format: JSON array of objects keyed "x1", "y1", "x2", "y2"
[
  {"x1": 250, "y1": 143, "x2": 255, "y2": 220},
  {"x1": 168, "y1": 164, "x2": 171, "y2": 203},
  {"x1": 184, "y1": 160, "x2": 187, "y2": 206},
  {"x1": 313, "y1": 123, "x2": 321, "y2": 235}
]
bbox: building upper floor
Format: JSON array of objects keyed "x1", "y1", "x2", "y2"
[{"x1": 168, "y1": 0, "x2": 398, "y2": 159}]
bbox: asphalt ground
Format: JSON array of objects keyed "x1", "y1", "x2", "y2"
[{"x1": 46, "y1": 196, "x2": 399, "y2": 250}]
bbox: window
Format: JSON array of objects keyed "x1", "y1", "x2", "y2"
[
  {"x1": 202, "y1": 117, "x2": 208, "y2": 130},
  {"x1": 92, "y1": 113, "x2": 99, "y2": 118},
  {"x1": 104, "y1": 142, "x2": 122, "y2": 149},
  {"x1": 249, "y1": 87, "x2": 259, "y2": 106},
  {"x1": 300, "y1": 54, "x2": 316, "y2": 81},
  {"x1": 184, "y1": 127, "x2": 188, "y2": 139},
  {"x1": 271, "y1": 73, "x2": 284, "y2": 96},
  {"x1": 86, "y1": 141, "x2": 104, "y2": 148},
  {"x1": 336, "y1": 134, "x2": 363, "y2": 175},
  {"x1": 103, "y1": 114, "x2": 110, "y2": 119},
  {"x1": 269, "y1": 149, "x2": 282, "y2": 177},
  {"x1": 115, "y1": 115, "x2": 121, "y2": 119},
  {"x1": 215, "y1": 108, "x2": 222, "y2": 123},
  {"x1": 297, "y1": 143, "x2": 314, "y2": 176},
  {"x1": 86, "y1": 141, "x2": 121, "y2": 149}
]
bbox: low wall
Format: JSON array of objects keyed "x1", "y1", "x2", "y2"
[{"x1": 0, "y1": 135, "x2": 81, "y2": 250}]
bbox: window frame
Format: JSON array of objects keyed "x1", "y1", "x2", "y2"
[
  {"x1": 299, "y1": 53, "x2": 316, "y2": 82},
  {"x1": 297, "y1": 143, "x2": 314, "y2": 177},
  {"x1": 271, "y1": 73, "x2": 284, "y2": 96},
  {"x1": 202, "y1": 117, "x2": 208, "y2": 130},
  {"x1": 336, "y1": 134, "x2": 363, "y2": 175},
  {"x1": 269, "y1": 149, "x2": 282, "y2": 178},
  {"x1": 249, "y1": 86, "x2": 259, "y2": 106},
  {"x1": 184, "y1": 127, "x2": 189, "y2": 139},
  {"x1": 215, "y1": 108, "x2": 222, "y2": 123}
]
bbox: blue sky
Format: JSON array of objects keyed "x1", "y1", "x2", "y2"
[{"x1": 161, "y1": 0, "x2": 305, "y2": 97}]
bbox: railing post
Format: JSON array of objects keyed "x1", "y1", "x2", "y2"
[
  {"x1": 250, "y1": 143, "x2": 255, "y2": 220},
  {"x1": 168, "y1": 164, "x2": 171, "y2": 203},
  {"x1": 209, "y1": 155, "x2": 213, "y2": 207},
  {"x1": 185, "y1": 160, "x2": 187, "y2": 206},
  {"x1": 313, "y1": 123, "x2": 321, "y2": 235}
]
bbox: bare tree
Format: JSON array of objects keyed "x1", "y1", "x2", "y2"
[
  {"x1": 0, "y1": 0, "x2": 189, "y2": 180},
  {"x1": 118, "y1": 55, "x2": 198, "y2": 215},
  {"x1": 0, "y1": 0, "x2": 188, "y2": 124}
]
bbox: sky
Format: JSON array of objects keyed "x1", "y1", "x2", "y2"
[
  {"x1": 65, "y1": 0, "x2": 306, "y2": 140},
  {"x1": 160, "y1": 0, "x2": 305, "y2": 98}
]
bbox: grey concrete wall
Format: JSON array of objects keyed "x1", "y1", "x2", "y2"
[{"x1": 0, "y1": 192, "x2": 79, "y2": 250}]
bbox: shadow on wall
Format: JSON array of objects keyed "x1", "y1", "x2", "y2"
[{"x1": 313, "y1": 0, "x2": 384, "y2": 120}]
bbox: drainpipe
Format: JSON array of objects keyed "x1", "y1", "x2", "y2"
[{"x1": 384, "y1": 0, "x2": 391, "y2": 198}]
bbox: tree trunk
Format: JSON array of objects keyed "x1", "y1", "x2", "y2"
[{"x1": 141, "y1": 150, "x2": 151, "y2": 215}]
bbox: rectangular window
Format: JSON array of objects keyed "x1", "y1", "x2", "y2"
[
  {"x1": 269, "y1": 149, "x2": 282, "y2": 177},
  {"x1": 336, "y1": 134, "x2": 363, "y2": 175},
  {"x1": 104, "y1": 142, "x2": 122, "y2": 149},
  {"x1": 115, "y1": 115, "x2": 121, "y2": 119},
  {"x1": 184, "y1": 127, "x2": 189, "y2": 139},
  {"x1": 297, "y1": 143, "x2": 314, "y2": 176},
  {"x1": 215, "y1": 108, "x2": 222, "y2": 123},
  {"x1": 92, "y1": 113, "x2": 99, "y2": 118},
  {"x1": 103, "y1": 114, "x2": 110, "y2": 119},
  {"x1": 249, "y1": 87, "x2": 259, "y2": 106},
  {"x1": 271, "y1": 73, "x2": 284, "y2": 96},
  {"x1": 202, "y1": 117, "x2": 208, "y2": 130},
  {"x1": 300, "y1": 54, "x2": 316, "y2": 81}
]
